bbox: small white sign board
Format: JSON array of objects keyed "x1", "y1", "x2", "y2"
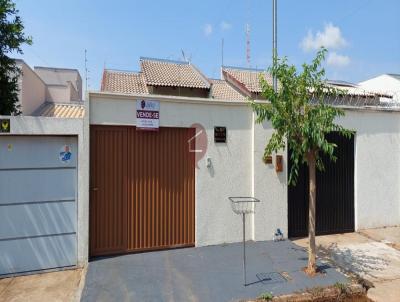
[{"x1": 136, "y1": 100, "x2": 160, "y2": 130}]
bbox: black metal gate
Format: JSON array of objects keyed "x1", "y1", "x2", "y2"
[{"x1": 288, "y1": 132, "x2": 355, "y2": 238}]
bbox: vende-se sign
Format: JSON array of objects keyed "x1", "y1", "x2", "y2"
[{"x1": 136, "y1": 100, "x2": 160, "y2": 130}]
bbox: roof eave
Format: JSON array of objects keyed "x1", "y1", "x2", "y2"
[{"x1": 222, "y1": 70, "x2": 252, "y2": 97}]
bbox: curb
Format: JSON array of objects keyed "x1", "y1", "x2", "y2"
[
  {"x1": 74, "y1": 266, "x2": 88, "y2": 302},
  {"x1": 247, "y1": 283, "x2": 366, "y2": 302}
]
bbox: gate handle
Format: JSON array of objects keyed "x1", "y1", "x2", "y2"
[{"x1": 92, "y1": 187, "x2": 99, "y2": 191}]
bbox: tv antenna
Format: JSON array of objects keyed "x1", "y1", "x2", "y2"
[
  {"x1": 221, "y1": 38, "x2": 224, "y2": 66},
  {"x1": 245, "y1": 0, "x2": 251, "y2": 67},
  {"x1": 181, "y1": 49, "x2": 192, "y2": 63},
  {"x1": 181, "y1": 49, "x2": 187, "y2": 62},
  {"x1": 84, "y1": 49, "x2": 90, "y2": 92},
  {"x1": 246, "y1": 23, "x2": 251, "y2": 67}
]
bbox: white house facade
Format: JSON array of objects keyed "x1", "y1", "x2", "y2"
[{"x1": 1, "y1": 57, "x2": 399, "y2": 277}]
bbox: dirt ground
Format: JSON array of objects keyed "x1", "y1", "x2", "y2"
[
  {"x1": 0, "y1": 268, "x2": 86, "y2": 302},
  {"x1": 293, "y1": 227, "x2": 400, "y2": 302}
]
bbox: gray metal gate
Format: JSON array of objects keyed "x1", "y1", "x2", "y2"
[{"x1": 0, "y1": 136, "x2": 77, "y2": 276}]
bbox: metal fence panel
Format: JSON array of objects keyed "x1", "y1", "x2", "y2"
[
  {"x1": 288, "y1": 132, "x2": 355, "y2": 237},
  {"x1": 0, "y1": 136, "x2": 77, "y2": 276}
]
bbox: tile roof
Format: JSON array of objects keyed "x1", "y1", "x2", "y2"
[
  {"x1": 209, "y1": 79, "x2": 247, "y2": 101},
  {"x1": 140, "y1": 57, "x2": 210, "y2": 89},
  {"x1": 98, "y1": 58, "x2": 387, "y2": 102},
  {"x1": 34, "y1": 102, "x2": 85, "y2": 118},
  {"x1": 101, "y1": 70, "x2": 149, "y2": 94},
  {"x1": 222, "y1": 66, "x2": 272, "y2": 93}
]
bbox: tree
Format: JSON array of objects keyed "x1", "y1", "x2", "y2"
[
  {"x1": 0, "y1": 0, "x2": 32, "y2": 115},
  {"x1": 251, "y1": 48, "x2": 353, "y2": 275}
]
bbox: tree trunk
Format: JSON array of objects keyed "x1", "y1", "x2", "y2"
[{"x1": 306, "y1": 151, "x2": 317, "y2": 274}]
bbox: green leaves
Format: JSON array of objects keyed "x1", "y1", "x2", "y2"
[
  {"x1": 250, "y1": 48, "x2": 354, "y2": 185},
  {"x1": 0, "y1": 0, "x2": 32, "y2": 115}
]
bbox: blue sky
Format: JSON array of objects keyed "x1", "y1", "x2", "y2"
[{"x1": 14, "y1": 0, "x2": 400, "y2": 91}]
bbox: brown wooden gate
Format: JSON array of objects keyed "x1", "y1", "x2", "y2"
[{"x1": 90, "y1": 125, "x2": 195, "y2": 257}]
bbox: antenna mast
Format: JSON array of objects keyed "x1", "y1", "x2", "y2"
[
  {"x1": 181, "y1": 49, "x2": 187, "y2": 62},
  {"x1": 245, "y1": 0, "x2": 251, "y2": 67},
  {"x1": 246, "y1": 23, "x2": 251, "y2": 67},
  {"x1": 221, "y1": 38, "x2": 224, "y2": 66},
  {"x1": 84, "y1": 49, "x2": 88, "y2": 92}
]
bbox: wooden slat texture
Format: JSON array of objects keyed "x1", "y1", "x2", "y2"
[
  {"x1": 90, "y1": 126, "x2": 128, "y2": 256},
  {"x1": 90, "y1": 126, "x2": 195, "y2": 257},
  {"x1": 126, "y1": 127, "x2": 195, "y2": 251}
]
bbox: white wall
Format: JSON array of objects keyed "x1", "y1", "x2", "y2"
[
  {"x1": 0, "y1": 115, "x2": 89, "y2": 267},
  {"x1": 90, "y1": 92, "x2": 400, "y2": 247},
  {"x1": 90, "y1": 93, "x2": 289, "y2": 246},
  {"x1": 339, "y1": 109, "x2": 400, "y2": 229},
  {"x1": 34, "y1": 67, "x2": 82, "y2": 101},
  {"x1": 19, "y1": 63, "x2": 46, "y2": 115},
  {"x1": 46, "y1": 85, "x2": 71, "y2": 103},
  {"x1": 253, "y1": 119, "x2": 288, "y2": 241},
  {"x1": 45, "y1": 82, "x2": 80, "y2": 103}
]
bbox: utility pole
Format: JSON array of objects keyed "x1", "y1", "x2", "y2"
[{"x1": 272, "y1": 0, "x2": 278, "y2": 92}]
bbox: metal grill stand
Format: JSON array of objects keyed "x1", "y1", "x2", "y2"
[{"x1": 228, "y1": 197, "x2": 260, "y2": 286}]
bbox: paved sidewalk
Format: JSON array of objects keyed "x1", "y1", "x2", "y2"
[
  {"x1": 82, "y1": 240, "x2": 347, "y2": 302},
  {"x1": 293, "y1": 228, "x2": 400, "y2": 302},
  {"x1": 360, "y1": 226, "x2": 400, "y2": 251},
  {"x1": 0, "y1": 268, "x2": 85, "y2": 302}
]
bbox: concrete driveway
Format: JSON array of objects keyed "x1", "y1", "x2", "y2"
[
  {"x1": 82, "y1": 240, "x2": 347, "y2": 302},
  {"x1": 293, "y1": 227, "x2": 400, "y2": 302}
]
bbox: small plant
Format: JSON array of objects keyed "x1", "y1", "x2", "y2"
[
  {"x1": 306, "y1": 286, "x2": 324, "y2": 297},
  {"x1": 258, "y1": 291, "x2": 273, "y2": 301},
  {"x1": 334, "y1": 282, "x2": 347, "y2": 294}
]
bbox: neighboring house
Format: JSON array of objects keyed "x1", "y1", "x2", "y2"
[
  {"x1": 359, "y1": 74, "x2": 400, "y2": 102},
  {"x1": 14, "y1": 59, "x2": 84, "y2": 117},
  {"x1": 34, "y1": 66, "x2": 83, "y2": 103},
  {"x1": 15, "y1": 59, "x2": 47, "y2": 115},
  {"x1": 324, "y1": 80, "x2": 383, "y2": 106}
]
